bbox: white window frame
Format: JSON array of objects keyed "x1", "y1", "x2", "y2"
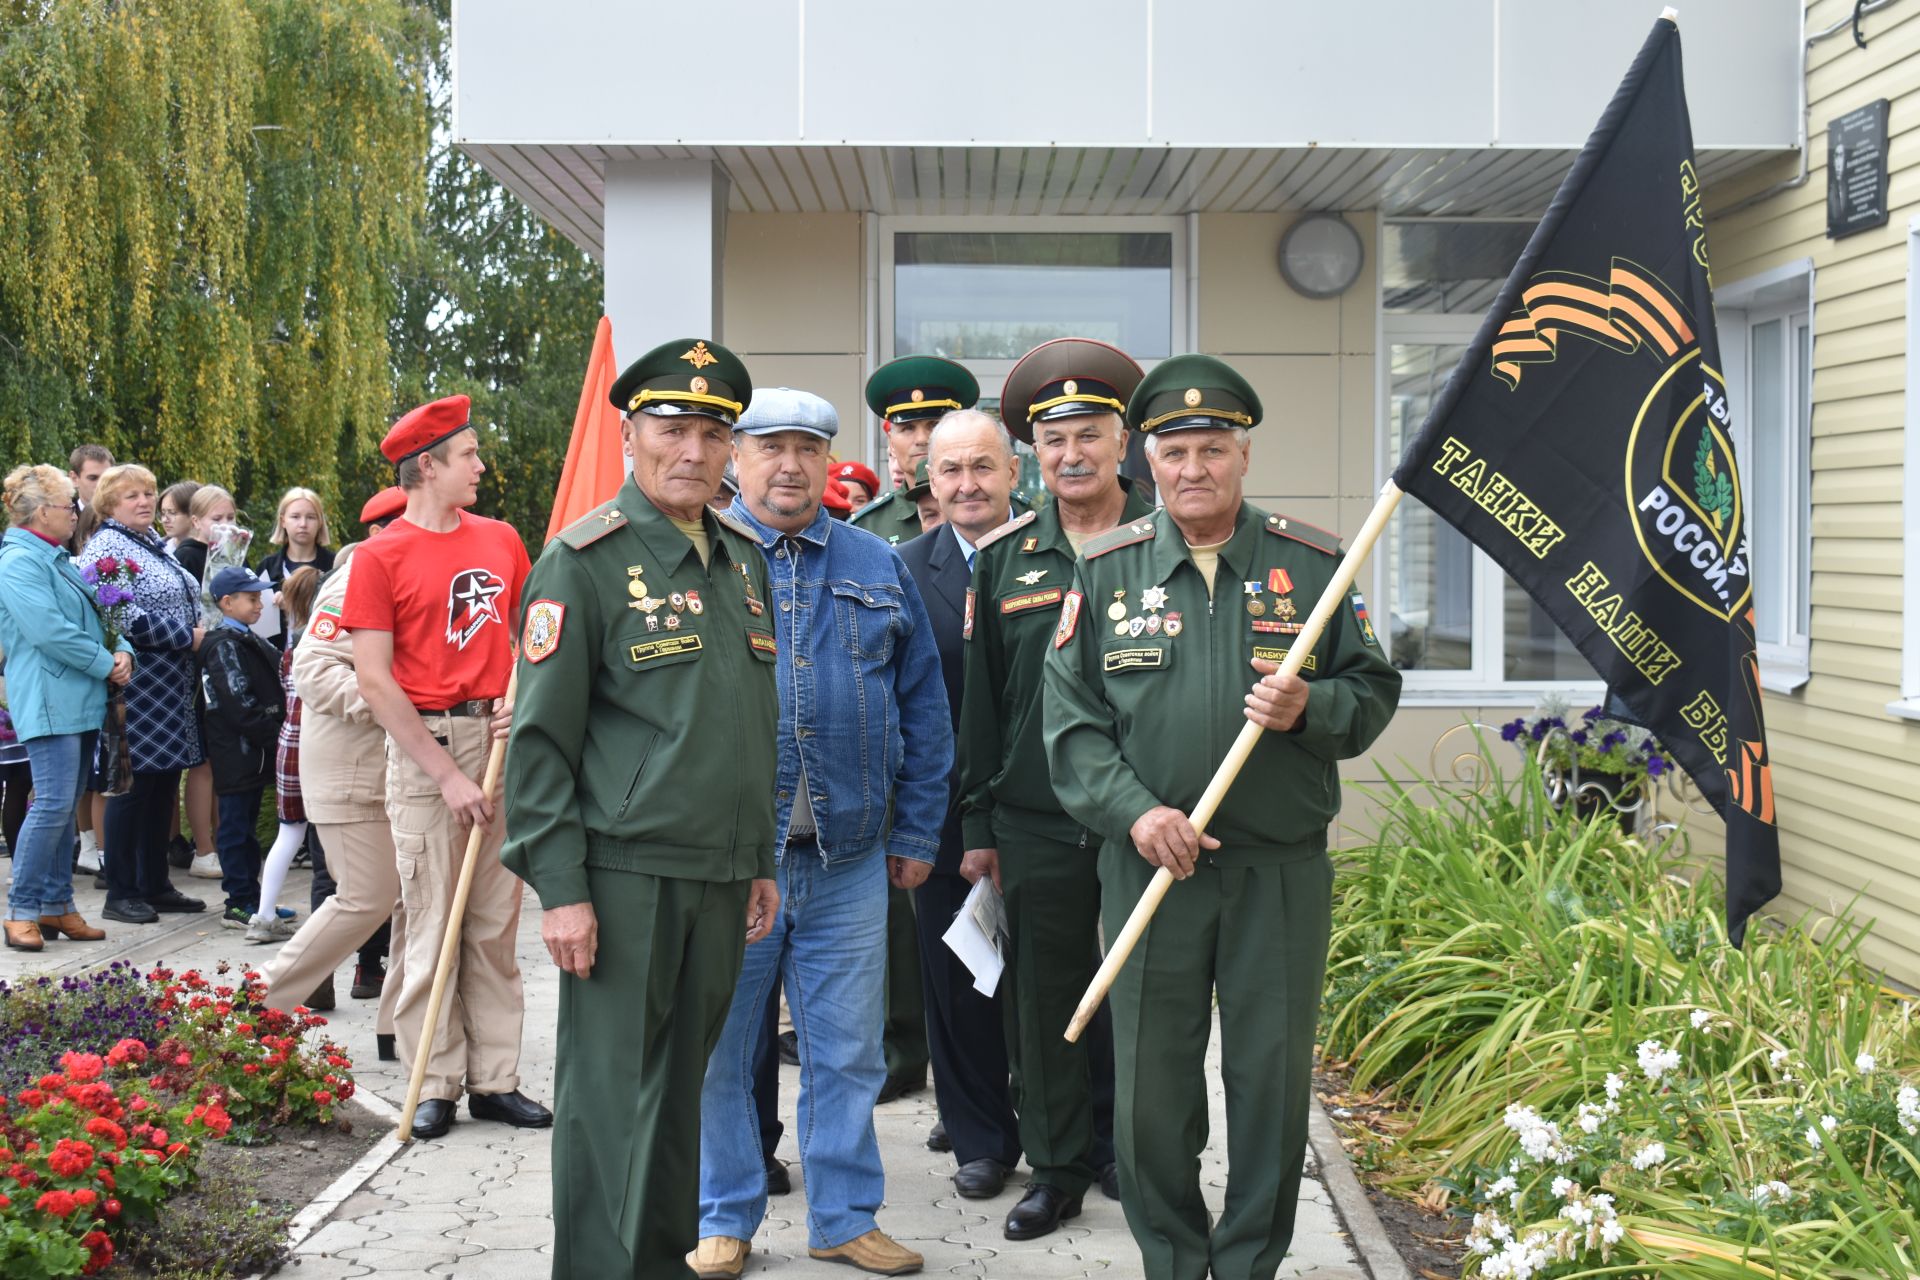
[
  {"x1": 1891, "y1": 220, "x2": 1920, "y2": 720},
  {"x1": 1374, "y1": 218, "x2": 1604, "y2": 707},
  {"x1": 871, "y1": 214, "x2": 1192, "y2": 464},
  {"x1": 1717, "y1": 256, "x2": 1814, "y2": 695}
]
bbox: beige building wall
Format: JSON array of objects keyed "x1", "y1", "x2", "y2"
[{"x1": 1705, "y1": 0, "x2": 1920, "y2": 980}]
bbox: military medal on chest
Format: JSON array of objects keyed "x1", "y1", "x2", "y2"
[
  {"x1": 686, "y1": 589, "x2": 704, "y2": 615},
  {"x1": 1108, "y1": 589, "x2": 1130, "y2": 635},
  {"x1": 736, "y1": 561, "x2": 764, "y2": 616}
]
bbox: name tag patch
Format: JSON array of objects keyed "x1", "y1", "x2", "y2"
[
  {"x1": 1103, "y1": 647, "x2": 1166, "y2": 672},
  {"x1": 1252, "y1": 646, "x2": 1316, "y2": 671},
  {"x1": 1001, "y1": 587, "x2": 1063, "y2": 615},
  {"x1": 629, "y1": 635, "x2": 703, "y2": 663},
  {"x1": 748, "y1": 632, "x2": 777, "y2": 656}
]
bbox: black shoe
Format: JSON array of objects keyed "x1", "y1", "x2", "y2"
[
  {"x1": 166, "y1": 836, "x2": 193, "y2": 870},
  {"x1": 305, "y1": 974, "x2": 336, "y2": 1012},
  {"x1": 410, "y1": 1099, "x2": 455, "y2": 1140},
  {"x1": 876, "y1": 1073, "x2": 926, "y2": 1104},
  {"x1": 92, "y1": 874, "x2": 109, "y2": 891},
  {"x1": 469, "y1": 1090, "x2": 553, "y2": 1129},
  {"x1": 351, "y1": 962, "x2": 385, "y2": 1000},
  {"x1": 765, "y1": 1151, "x2": 791, "y2": 1196},
  {"x1": 926, "y1": 1121, "x2": 952, "y2": 1153},
  {"x1": 147, "y1": 889, "x2": 205, "y2": 913},
  {"x1": 376, "y1": 1034, "x2": 397, "y2": 1062},
  {"x1": 954, "y1": 1159, "x2": 1009, "y2": 1199},
  {"x1": 1099, "y1": 1163, "x2": 1121, "y2": 1201},
  {"x1": 1004, "y1": 1184, "x2": 1083, "y2": 1241},
  {"x1": 102, "y1": 898, "x2": 159, "y2": 925},
  {"x1": 777, "y1": 1029, "x2": 799, "y2": 1066}
]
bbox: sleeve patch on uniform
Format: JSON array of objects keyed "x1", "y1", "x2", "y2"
[
  {"x1": 522, "y1": 599, "x2": 565, "y2": 664},
  {"x1": 310, "y1": 614, "x2": 341, "y2": 642},
  {"x1": 963, "y1": 587, "x2": 975, "y2": 641},
  {"x1": 1000, "y1": 587, "x2": 1063, "y2": 615},
  {"x1": 1053, "y1": 590, "x2": 1083, "y2": 649},
  {"x1": 1351, "y1": 592, "x2": 1380, "y2": 647},
  {"x1": 1103, "y1": 647, "x2": 1166, "y2": 672}
]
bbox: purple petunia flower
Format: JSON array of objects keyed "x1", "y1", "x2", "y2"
[
  {"x1": 1501, "y1": 721, "x2": 1523, "y2": 742},
  {"x1": 1646, "y1": 756, "x2": 1668, "y2": 777},
  {"x1": 1570, "y1": 730, "x2": 1588, "y2": 745}
]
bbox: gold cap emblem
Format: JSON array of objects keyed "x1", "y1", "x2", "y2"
[
  {"x1": 1183, "y1": 388, "x2": 1202, "y2": 407},
  {"x1": 689, "y1": 375, "x2": 709, "y2": 395},
  {"x1": 680, "y1": 341, "x2": 719, "y2": 369},
  {"x1": 1063, "y1": 379, "x2": 1079, "y2": 395},
  {"x1": 910, "y1": 388, "x2": 923, "y2": 401}
]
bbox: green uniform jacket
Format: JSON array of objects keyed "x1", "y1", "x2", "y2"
[
  {"x1": 957, "y1": 484, "x2": 1156, "y2": 849},
  {"x1": 1043, "y1": 502, "x2": 1401, "y2": 863},
  {"x1": 848, "y1": 488, "x2": 925, "y2": 546},
  {"x1": 502, "y1": 478, "x2": 780, "y2": 909}
]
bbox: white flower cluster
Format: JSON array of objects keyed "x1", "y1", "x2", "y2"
[
  {"x1": 1630, "y1": 1140, "x2": 1667, "y2": 1171},
  {"x1": 1636, "y1": 1039, "x2": 1682, "y2": 1082},
  {"x1": 1748, "y1": 1180, "x2": 1794, "y2": 1206},
  {"x1": 1504, "y1": 1104, "x2": 1575, "y2": 1165},
  {"x1": 1855, "y1": 1051, "x2": 1876, "y2": 1076},
  {"x1": 1689, "y1": 1009, "x2": 1713, "y2": 1031},
  {"x1": 1806, "y1": 1114, "x2": 1838, "y2": 1149},
  {"x1": 1466, "y1": 1185, "x2": 1625, "y2": 1276},
  {"x1": 1897, "y1": 1085, "x2": 1919, "y2": 1137},
  {"x1": 1467, "y1": 1216, "x2": 1555, "y2": 1279}
]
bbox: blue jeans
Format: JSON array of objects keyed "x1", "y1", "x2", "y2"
[
  {"x1": 9, "y1": 732, "x2": 93, "y2": 921},
  {"x1": 215, "y1": 788, "x2": 264, "y2": 913},
  {"x1": 699, "y1": 845, "x2": 888, "y2": 1248}
]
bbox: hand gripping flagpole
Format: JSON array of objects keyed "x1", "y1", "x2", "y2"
[
  {"x1": 1064, "y1": 482, "x2": 1406, "y2": 1043},
  {"x1": 395, "y1": 668, "x2": 519, "y2": 1141}
]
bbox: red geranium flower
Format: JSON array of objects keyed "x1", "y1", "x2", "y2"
[
  {"x1": 81, "y1": 1229, "x2": 112, "y2": 1274},
  {"x1": 60, "y1": 1052, "x2": 105, "y2": 1083},
  {"x1": 48, "y1": 1138, "x2": 96, "y2": 1179},
  {"x1": 106, "y1": 1038, "x2": 149, "y2": 1068},
  {"x1": 313, "y1": 1090, "x2": 333, "y2": 1106},
  {"x1": 36, "y1": 1189, "x2": 77, "y2": 1217}
]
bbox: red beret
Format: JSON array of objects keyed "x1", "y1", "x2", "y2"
[
  {"x1": 822, "y1": 479, "x2": 853, "y2": 513},
  {"x1": 359, "y1": 486, "x2": 407, "y2": 525},
  {"x1": 381, "y1": 395, "x2": 472, "y2": 464},
  {"x1": 829, "y1": 460, "x2": 880, "y2": 496}
]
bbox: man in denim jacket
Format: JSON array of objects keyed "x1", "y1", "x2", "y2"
[{"x1": 692, "y1": 387, "x2": 950, "y2": 1279}]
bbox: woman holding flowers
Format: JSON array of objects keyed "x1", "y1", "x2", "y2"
[
  {"x1": 82, "y1": 465, "x2": 209, "y2": 926},
  {"x1": 0, "y1": 464, "x2": 131, "y2": 950}
]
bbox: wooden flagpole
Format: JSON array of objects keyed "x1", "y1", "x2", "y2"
[
  {"x1": 394, "y1": 668, "x2": 518, "y2": 1142},
  {"x1": 1064, "y1": 482, "x2": 1405, "y2": 1042}
]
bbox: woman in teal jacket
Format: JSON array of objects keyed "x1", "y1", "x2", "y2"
[{"x1": 0, "y1": 464, "x2": 131, "y2": 950}]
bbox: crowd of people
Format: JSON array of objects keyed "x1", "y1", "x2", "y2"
[
  {"x1": 0, "y1": 331, "x2": 1402, "y2": 1280},
  {"x1": 0, "y1": 447, "x2": 395, "y2": 1013}
]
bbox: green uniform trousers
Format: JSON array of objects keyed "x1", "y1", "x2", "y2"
[
  {"x1": 999, "y1": 819, "x2": 1113, "y2": 1196},
  {"x1": 1099, "y1": 845, "x2": 1333, "y2": 1280},
  {"x1": 882, "y1": 884, "x2": 929, "y2": 1079},
  {"x1": 551, "y1": 868, "x2": 750, "y2": 1280}
]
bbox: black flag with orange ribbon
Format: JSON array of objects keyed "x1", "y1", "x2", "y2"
[{"x1": 1391, "y1": 14, "x2": 1779, "y2": 943}]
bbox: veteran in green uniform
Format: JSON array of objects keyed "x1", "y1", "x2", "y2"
[
  {"x1": 850, "y1": 355, "x2": 981, "y2": 548},
  {"x1": 956, "y1": 338, "x2": 1153, "y2": 1240},
  {"x1": 1042, "y1": 354, "x2": 1401, "y2": 1280},
  {"x1": 502, "y1": 337, "x2": 783, "y2": 1280}
]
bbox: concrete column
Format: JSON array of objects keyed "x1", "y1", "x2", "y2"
[{"x1": 602, "y1": 158, "x2": 729, "y2": 363}]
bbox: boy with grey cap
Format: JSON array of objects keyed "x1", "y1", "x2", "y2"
[{"x1": 690, "y1": 388, "x2": 951, "y2": 1278}]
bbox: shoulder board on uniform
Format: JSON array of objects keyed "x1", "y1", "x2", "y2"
[
  {"x1": 556, "y1": 500, "x2": 628, "y2": 551},
  {"x1": 1083, "y1": 518, "x2": 1157, "y2": 560},
  {"x1": 1263, "y1": 513, "x2": 1340, "y2": 556},
  {"x1": 711, "y1": 508, "x2": 761, "y2": 542},
  {"x1": 973, "y1": 509, "x2": 1037, "y2": 552},
  {"x1": 847, "y1": 491, "x2": 893, "y2": 525}
]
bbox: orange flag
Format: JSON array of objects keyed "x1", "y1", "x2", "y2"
[{"x1": 545, "y1": 315, "x2": 628, "y2": 542}]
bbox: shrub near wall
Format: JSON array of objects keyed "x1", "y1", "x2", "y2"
[{"x1": 1323, "y1": 760, "x2": 1920, "y2": 1278}]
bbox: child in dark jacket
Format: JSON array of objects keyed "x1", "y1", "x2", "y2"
[{"x1": 198, "y1": 566, "x2": 287, "y2": 927}]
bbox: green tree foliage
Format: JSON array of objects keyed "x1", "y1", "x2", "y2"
[{"x1": 0, "y1": 0, "x2": 428, "y2": 517}]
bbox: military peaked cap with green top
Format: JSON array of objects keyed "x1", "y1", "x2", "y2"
[
  {"x1": 1126, "y1": 353, "x2": 1263, "y2": 435},
  {"x1": 999, "y1": 338, "x2": 1145, "y2": 444},
  {"x1": 608, "y1": 337, "x2": 753, "y2": 426},
  {"x1": 905, "y1": 458, "x2": 933, "y2": 501},
  {"x1": 865, "y1": 355, "x2": 979, "y2": 427}
]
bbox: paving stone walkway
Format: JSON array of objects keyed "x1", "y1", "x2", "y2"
[{"x1": 3, "y1": 868, "x2": 1375, "y2": 1279}]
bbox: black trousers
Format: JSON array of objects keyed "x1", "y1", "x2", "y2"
[
  {"x1": 912, "y1": 870, "x2": 1021, "y2": 1167},
  {"x1": 104, "y1": 769, "x2": 182, "y2": 904}
]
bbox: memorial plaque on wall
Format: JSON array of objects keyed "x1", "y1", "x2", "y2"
[{"x1": 1827, "y1": 99, "x2": 1891, "y2": 239}]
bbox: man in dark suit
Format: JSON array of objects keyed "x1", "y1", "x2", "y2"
[{"x1": 895, "y1": 409, "x2": 1023, "y2": 1200}]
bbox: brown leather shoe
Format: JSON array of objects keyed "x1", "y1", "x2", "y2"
[
  {"x1": 686, "y1": 1236, "x2": 751, "y2": 1279},
  {"x1": 38, "y1": 912, "x2": 105, "y2": 941},
  {"x1": 808, "y1": 1229, "x2": 923, "y2": 1275},
  {"x1": 3, "y1": 921, "x2": 44, "y2": 952}
]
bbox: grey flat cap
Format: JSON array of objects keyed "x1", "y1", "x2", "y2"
[{"x1": 734, "y1": 386, "x2": 839, "y2": 440}]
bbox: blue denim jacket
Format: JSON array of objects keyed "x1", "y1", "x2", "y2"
[{"x1": 727, "y1": 499, "x2": 951, "y2": 866}]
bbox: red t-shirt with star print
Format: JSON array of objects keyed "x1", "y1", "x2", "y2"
[{"x1": 338, "y1": 512, "x2": 531, "y2": 707}]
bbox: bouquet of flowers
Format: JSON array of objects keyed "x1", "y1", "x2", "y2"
[{"x1": 79, "y1": 554, "x2": 141, "y2": 796}]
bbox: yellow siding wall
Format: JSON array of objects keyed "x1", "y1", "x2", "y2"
[{"x1": 1706, "y1": 0, "x2": 1920, "y2": 980}]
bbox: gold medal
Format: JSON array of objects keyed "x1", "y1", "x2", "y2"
[
  {"x1": 628, "y1": 579, "x2": 649, "y2": 600},
  {"x1": 1113, "y1": 620, "x2": 1130, "y2": 636},
  {"x1": 1247, "y1": 599, "x2": 1266, "y2": 617}
]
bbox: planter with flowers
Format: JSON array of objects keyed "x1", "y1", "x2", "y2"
[
  {"x1": 1499, "y1": 695, "x2": 1674, "y2": 832},
  {"x1": 0, "y1": 962, "x2": 365, "y2": 1277}
]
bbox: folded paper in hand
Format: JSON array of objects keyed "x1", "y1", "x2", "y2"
[{"x1": 942, "y1": 878, "x2": 1008, "y2": 996}]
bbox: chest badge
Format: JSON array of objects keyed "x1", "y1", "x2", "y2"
[
  {"x1": 687, "y1": 590, "x2": 705, "y2": 615},
  {"x1": 1128, "y1": 616, "x2": 1147, "y2": 638},
  {"x1": 1274, "y1": 595, "x2": 1297, "y2": 622},
  {"x1": 1016, "y1": 568, "x2": 1048, "y2": 586},
  {"x1": 1269, "y1": 568, "x2": 1294, "y2": 595},
  {"x1": 1140, "y1": 585, "x2": 1168, "y2": 612},
  {"x1": 665, "y1": 614, "x2": 682, "y2": 631},
  {"x1": 1144, "y1": 614, "x2": 1162, "y2": 636},
  {"x1": 1247, "y1": 598, "x2": 1267, "y2": 617},
  {"x1": 1107, "y1": 590, "x2": 1129, "y2": 622},
  {"x1": 1020, "y1": 536, "x2": 1039, "y2": 552},
  {"x1": 1164, "y1": 611, "x2": 1184, "y2": 637},
  {"x1": 669, "y1": 591, "x2": 687, "y2": 613}
]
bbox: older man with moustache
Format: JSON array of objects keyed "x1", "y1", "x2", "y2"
[
  {"x1": 1043, "y1": 355, "x2": 1401, "y2": 1280},
  {"x1": 956, "y1": 339, "x2": 1152, "y2": 1238},
  {"x1": 894, "y1": 410, "x2": 1025, "y2": 1200},
  {"x1": 691, "y1": 387, "x2": 950, "y2": 1279}
]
